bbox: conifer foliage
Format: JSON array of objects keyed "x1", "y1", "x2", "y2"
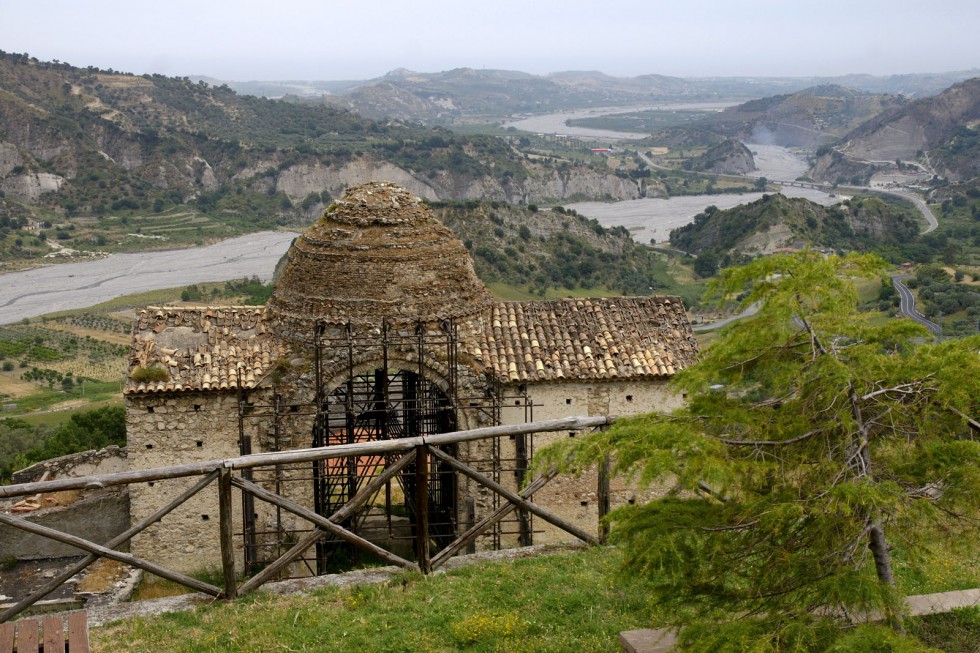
[{"x1": 545, "y1": 252, "x2": 980, "y2": 650}]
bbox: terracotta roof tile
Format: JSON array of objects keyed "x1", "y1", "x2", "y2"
[
  {"x1": 471, "y1": 297, "x2": 699, "y2": 383},
  {"x1": 124, "y1": 306, "x2": 287, "y2": 396}
]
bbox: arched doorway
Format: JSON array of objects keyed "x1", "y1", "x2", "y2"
[{"x1": 311, "y1": 368, "x2": 458, "y2": 573}]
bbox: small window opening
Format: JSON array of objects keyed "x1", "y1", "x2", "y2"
[
  {"x1": 565, "y1": 398, "x2": 572, "y2": 405},
  {"x1": 146, "y1": 406, "x2": 154, "y2": 413},
  {"x1": 194, "y1": 404, "x2": 202, "y2": 412},
  {"x1": 145, "y1": 443, "x2": 153, "y2": 450},
  {"x1": 626, "y1": 395, "x2": 633, "y2": 402},
  {"x1": 201, "y1": 514, "x2": 210, "y2": 521},
  {"x1": 196, "y1": 440, "x2": 204, "y2": 448}
]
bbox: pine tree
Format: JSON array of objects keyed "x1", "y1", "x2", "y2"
[{"x1": 545, "y1": 252, "x2": 980, "y2": 650}]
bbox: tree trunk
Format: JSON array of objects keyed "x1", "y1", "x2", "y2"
[
  {"x1": 867, "y1": 518, "x2": 895, "y2": 586},
  {"x1": 850, "y1": 385, "x2": 905, "y2": 632}
]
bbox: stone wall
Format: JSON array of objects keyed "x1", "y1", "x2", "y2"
[
  {"x1": 11, "y1": 446, "x2": 128, "y2": 484},
  {"x1": 0, "y1": 490, "x2": 129, "y2": 560},
  {"x1": 493, "y1": 379, "x2": 685, "y2": 546},
  {"x1": 126, "y1": 392, "x2": 258, "y2": 573}
]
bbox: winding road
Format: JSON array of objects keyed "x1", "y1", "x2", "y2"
[{"x1": 890, "y1": 274, "x2": 941, "y2": 335}]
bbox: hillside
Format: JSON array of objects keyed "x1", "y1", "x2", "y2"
[
  {"x1": 0, "y1": 53, "x2": 652, "y2": 269},
  {"x1": 810, "y1": 78, "x2": 980, "y2": 184},
  {"x1": 683, "y1": 138, "x2": 756, "y2": 174},
  {"x1": 669, "y1": 193, "x2": 920, "y2": 261},
  {"x1": 429, "y1": 201, "x2": 685, "y2": 298},
  {"x1": 646, "y1": 85, "x2": 905, "y2": 149}
]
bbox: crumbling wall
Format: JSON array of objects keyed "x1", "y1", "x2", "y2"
[
  {"x1": 11, "y1": 446, "x2": 128, "y2": 484},
  {"x1": 0, "y1": 490, "x2": 129, "y2": 561}
]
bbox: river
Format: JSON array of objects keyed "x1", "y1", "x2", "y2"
[
  {"x1": 568, "y1": 143, "x2": 840, "y2": 244},
  {"x1": 0, "y1": 108, "x2": 836, "y2": 322},
  {"x1": 0, "y1": 231, "x2": 296, "y2": 325},
  {"x1": 508, "y1": 104, "x2": 839, "y2": 244}
]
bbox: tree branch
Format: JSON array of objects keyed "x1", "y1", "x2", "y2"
[{"x1": 707, "y1": 428, "x2": 823, "y2": 447}]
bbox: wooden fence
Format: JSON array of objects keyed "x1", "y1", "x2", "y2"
[{"x1": 0, "y1": 415, "x2": 613, "y2": 622}]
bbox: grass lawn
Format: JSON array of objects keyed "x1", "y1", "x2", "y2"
[
  {"x1": 93, "y1": 547, "x2": 664, "y2": 653},
  {"x1": 90, "y1": 543, "x2": 979, "y2": 653}
]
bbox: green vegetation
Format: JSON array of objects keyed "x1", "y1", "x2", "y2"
[
  {"x1": 567, "y1": 108, "x2": 713, "y2": 133},
  {"x1": 542, "y1": 253, "x2": 980, "y2": 650},
  {"x1": 887, "y1": 184, "x2": 980, "y2": 267},
  {"x1": 905, "y1": 265, "x2": 980, "y2": 336},
  {"x1": 670, "y1": 194, "x2": 920, "y2": 270},
  {"x1": 95, "y1": 547, "x2": 662, "y2": 653},
  {"x1": 91, "y1": 546, "x2": 978, "y2": 652},
  {"x1": 431, "y1": 201, "x2": 701, "y2": 304},
  {"x1": 180, "y1": 275, "x2": 274, "y2": 305},
  {"x1": 0, "y1": 406, "x2": 126, "y2": 481}
]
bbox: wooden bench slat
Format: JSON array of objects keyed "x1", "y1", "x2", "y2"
[
  {"x1": 67, "y1": 612, "x2": 90, "y2": 653},
  {"x1": 16, "y1": 618, "x2": 38, "y2": 653},
  {"x1": 43, "y1": 615, "x2": 64, "y2": 652},
  {"x1": 0, "y1": 621, "x2": 15, "y2": 653}
]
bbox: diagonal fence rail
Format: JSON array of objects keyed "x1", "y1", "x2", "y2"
[{"x1": 0, "y1": 416, "x2": 613, "y2": 622}]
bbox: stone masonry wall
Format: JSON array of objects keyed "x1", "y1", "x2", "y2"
[
  {"x1": 493, "y1": 379, "x2": 685, "y2": 546},
  {"x1": 126, "y1": 392, "x2": 264, "y2": 574}
]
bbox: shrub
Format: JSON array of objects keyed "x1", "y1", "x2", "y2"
[{"x1": 131, "y1": 365, "x2": 170, "y2": 383}]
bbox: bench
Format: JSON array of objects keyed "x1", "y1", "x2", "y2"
[{"x1": 0, "y1": 611, "x2": 89, "y2": 652}]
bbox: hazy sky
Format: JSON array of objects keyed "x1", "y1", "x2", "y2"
[{"x1": 2, "y1": 0, "x2": 977, "y2": 81}]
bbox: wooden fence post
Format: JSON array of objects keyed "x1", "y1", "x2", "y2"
[
  {"x1": 597, "y1": 454, "x2": 611, "y2": 545},
  {"x1": 415, "y1": 445, "x2": 431, "y2": 574},
  {"x1": 218, "y1": 467, "x2": 237, "y2": 599}
]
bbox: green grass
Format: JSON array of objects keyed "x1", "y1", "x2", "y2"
[
  {"x1": 90, "y1": 543, "x2": 980, "y2": 653},
  {"x1": 93, "y1": 547, "x2": 664, "y2": 653}
]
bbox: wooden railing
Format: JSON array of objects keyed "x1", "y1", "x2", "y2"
[{"x1": 0, "y1": 416, "x2": 612, "y2": 622}]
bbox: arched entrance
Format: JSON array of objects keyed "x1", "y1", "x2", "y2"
[{"x1": 311, "y1": 368, "x2": 458, "y2": 573}]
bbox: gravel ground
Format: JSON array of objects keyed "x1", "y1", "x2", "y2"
[{"x1": 0, "y1": 231, "x2": 297, "y2": 324}]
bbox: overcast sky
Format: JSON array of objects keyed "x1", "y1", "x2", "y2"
[{"x1": 2, "y1": 0, "x2": 977, "y2": 81}]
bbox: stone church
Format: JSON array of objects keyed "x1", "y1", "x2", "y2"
[{"x1": 124, "y1": 182, "x2": 699, "y2": 574}]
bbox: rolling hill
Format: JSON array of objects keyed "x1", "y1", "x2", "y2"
[
  {"x1": 810, "y1": 77, "x2": 980, "y2": 184},
  {"x1": 669, "y1": 193, "x2": 920, "y2": 260}
]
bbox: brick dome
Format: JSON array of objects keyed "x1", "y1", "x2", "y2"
[{"x1": 266, "y1": 182, "x2": 492, "y2": 341}]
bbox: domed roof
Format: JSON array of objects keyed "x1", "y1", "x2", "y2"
[{"x1": 266, "y1": 182, "x2": 492, "y2": 340}]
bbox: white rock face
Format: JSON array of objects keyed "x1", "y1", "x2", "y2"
[
  {"x1": 276, "y1": 160, "x2": 438, "y2": 200},
  {"x1": 0, "y1": 142, "x2": 23, "y2": 177},
  {"x1": 272, "y1": 158, "x2": 652, "y2": 205},
  {"x1": 0, "y1": 172, "x2": 65, "y2": 202}
]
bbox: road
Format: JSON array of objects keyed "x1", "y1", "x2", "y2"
[
  {"x1": 0, "y1": 231, "x2": 296, "y2": 324},
  {"x1": 891, "y1": 274, "x2": 941, "y2": 335},
  {"x1": 887, "y1": 189, "x2": 938, "y2": 233}
]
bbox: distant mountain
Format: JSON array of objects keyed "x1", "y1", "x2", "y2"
[
  {"x1": 316, "y1": 67, "x2": 707, "y2": 123},
  {"x1": 199, "y1": 68, "x2": 980, "y2": 126},
  {"x1": 810, "y1": 77, "x2": 980, "y2": 184},
  {"x1": 669, "y1": 193, "x2": 919, "y2": 258},
  {"x1": 648, "y1": 85, "x2": 907, "y2": 149}
]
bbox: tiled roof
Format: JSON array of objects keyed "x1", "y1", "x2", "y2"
[
  {"x1": 125, "y1": 297, "x2": 699, "y2": 394},
  {"x1": 124, "y1": 307, "x2": 288, "y2": 395},
  {"x1": 472, "y1": 297, "x2": 699, "y2": 383}
]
